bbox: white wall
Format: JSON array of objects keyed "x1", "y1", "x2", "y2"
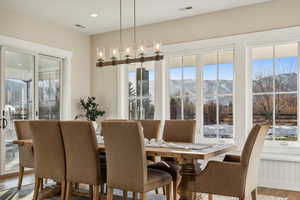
[
  {"x1": 0, "y1": 8, "x2": 91, "y2": 118},
  {"x1": 91, "y1": 0, "x2": 300, "y2": 118}
]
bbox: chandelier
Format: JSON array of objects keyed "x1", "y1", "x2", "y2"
[{"x1": 96, "y1": 0, "x2": 163, "y2": 67}]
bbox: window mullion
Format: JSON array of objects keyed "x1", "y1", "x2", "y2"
[{"x1": 216, "y1": 51, "x2": 220, "y2": 140}]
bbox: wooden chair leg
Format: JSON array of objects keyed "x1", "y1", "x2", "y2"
[
  {"x1": 17, "y1": 166, "x2": 24, "y2": 190},
  {"x1": 166, "y1": 184, "x2": 172, "y2": 200},
  {"x1": 141, "y1": 192, "x2": 147, "y2": 200},
  {"x1": 107, "y1": 187, "x2": 113, "y2": 200},
  {"x1": 173, "y1": 180, "x2": 177, "y2": 200},
  {"x1": 60, "y1": 180, "x2": 66, "y2": 200},
  {"x1": 74, "y1": 183, "x2": 79, "y2": 191},
  {"x1": 123, "y1": 191, "x2": 128, "y2": 200},
  {"x1": 155, "y1": 189, "x2": 159, "y2": 194},
  {"x1": 65, "y1": 182, "x2": 72, "y2": 200},
  {"x1": 33, "y1": 177, "x2": 42, "y2": 200},
  {"x1": 89, "y1": 185, "x2": 94, "y2": 199},
  {"x1": 133, "y1": 192, "x2": 137, "y2": 200},
  {"x1": 163, "y1": 187, "x2": 166, "y2": 195},
  {"x1": 251, "y1": 189, "x2": 257, "y2": 200},
  {"x1": 208, "y1": 194, "x2": 213, "y2": 200},
  {"x1": 93, "y1": 185, "x2": 100, "y2": 200},
  {"x1": 40, "y1": 179, "x2": 44, "y2": 192}
]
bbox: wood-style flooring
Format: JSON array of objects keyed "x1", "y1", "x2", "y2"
[{"x1": 0, "y1": 174, "x2": 299, "y2": 199}]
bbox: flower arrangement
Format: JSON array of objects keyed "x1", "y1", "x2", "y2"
[{"x1": 75, "y1": 97, "x2": 105, "y2": 121}]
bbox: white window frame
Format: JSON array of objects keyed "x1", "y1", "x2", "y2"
[
  {"x1": 247, "y1": 41, "x2": 300, "y2": 149},
  {"x1": 168, "y1": 55, "x2": 197, "y2": 120},
  {"x1": 118, "y1": 26, "x2": 300, "y2": 156}
]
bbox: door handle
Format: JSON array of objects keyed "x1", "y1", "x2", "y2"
[
  {"x1": 2, "y1": 118, "x2": 8, "y2": 129},
  {"x1": 0, "y1": 118, "x2": 8, "y2": 129}
]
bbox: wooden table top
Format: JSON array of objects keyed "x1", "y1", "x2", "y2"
[{"x1": 13, "y1": 139, "x2": 236, "y2": 160}]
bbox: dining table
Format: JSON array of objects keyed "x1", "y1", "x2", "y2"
[{"x1": 13, "y1": 139, "x2": 236, "y2": 200}]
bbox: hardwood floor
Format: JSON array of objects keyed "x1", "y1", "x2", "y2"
[{"x1": 0, "y1": 174, "x2": 299, "y2": 199}]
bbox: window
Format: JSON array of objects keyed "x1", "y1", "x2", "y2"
[
  {"x1": 202, "y1": 50, "x2": 234, "y2": 139},
  {"x1": 38, "y1": 55, "x2": 62, "y2": 120},
  {"x1": 252, "y1": 43, "x2": 298, "y2": 141},
  {"x1": 169, "y1": 56, "x2": 196, "y2": 120},
  {"x1": 128, "y1": 62, "x2": 155, "y2": 120}
]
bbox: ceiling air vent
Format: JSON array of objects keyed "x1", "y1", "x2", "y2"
[{"x1": 74, "y1": 24, "x2": 86, "y2": 29}]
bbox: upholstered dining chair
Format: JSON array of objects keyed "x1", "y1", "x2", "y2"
[
  {"x1": 60, "y1": 121, "x2": 106, "y2": 200},
  {"x1": 187, "y1": 124, "x2": 270, "y2": 200},
  {"x1": 149, "y1": 120, "x2": 196, "y2": 200},
  {"x1": 30, "y1": 120, "x2": 66, "y2": 200},
  {"x1": 15, "y1": 120, "x2": 35, "y2": 190},
  {"x1": 139, "y1": 120, "x2": 161, "y2": 140},
  {"x1": 102, "y1": 121, "x2": 172, "y2": 200}
]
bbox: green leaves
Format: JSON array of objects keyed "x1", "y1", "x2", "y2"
[{"x1": 76, "y1": 97, "x2": 105, "y2": 121}]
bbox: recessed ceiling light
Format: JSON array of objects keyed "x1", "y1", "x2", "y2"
[
  {"x1": 17, "y1": 63, "x2": 22, "y2": 66},
  {"x1": 90, "y1": 13, "x2": 98, "y2": 18},
  {"x1": 179, "y1": 6, "x2": 193, "y2": 11}
]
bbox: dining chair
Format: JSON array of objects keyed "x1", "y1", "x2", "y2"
[
  {"x1": 187, "y1": 124, "x2": 270, "y2": 200},
  {"x1": 101, "y1": 121, "x2": 172, "y2": 200},
  {"x1": 30, "y1": 120, "x2": 66, "y2": 200},
  {"x1": 139, "y1": 120, "x2": 161, "y2": 140},
  {"x1": 60, "y1": 121, "x2": 106, "y2": 200},
  {"x1": 15, "y1": 120, "x2": 35, "y2": 190},
  {"x1": 149, "y1": 120, "x2": 196, "y2": 200}
]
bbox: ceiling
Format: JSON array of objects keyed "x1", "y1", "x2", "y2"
[{"x1": 0, "y1": 0, "x2": 272, "y2": 35}]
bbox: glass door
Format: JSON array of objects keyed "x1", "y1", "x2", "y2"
[{"x1": 0, "y1": 48, "x2": 36, "y2": 174}]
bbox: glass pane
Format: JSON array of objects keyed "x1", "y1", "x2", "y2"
[
  {"x1": 183, "y1": 67, "x2": 196, "y2": 96},
  {"x1": 253, "y1": 95, "x2": 273, "y2": 140},
  {"x1": 203, "y1": 97, "x2": 217, "y2": 138},
  {"x1": 135, "y1": 63, "x2": 143, "y2": 97},
  {"x1": 252, "y1": 46, "x2": 274, "y2": 93},
  {"x1": 141, "y1": 62, "x2": 155, "y2": 97},
  {"x1": 142, "y1": 98, "x2": 155, "y2": 120},
  {"x1": 170, "y1": 97, "x2": 182, "y2": 119},
  {"x1": 183, "y1": 96, "x2": 196, "y2": 120},
  {"x1": 275, "y1": 43, "x2": 298, "y2": 92},
  {"x1": 128, "y1": 98, "x2": 137, "y2": 120},
  {"x1": 219, "y1": 50, "x2": 234, "y2": 94},
  {"x1": 203, "y1": 52, "x2": 217, "y2": 96},
  {"x1": 38, "y1": 56, "x2": 61, "y2": 120},
  {"x1": 275, "y1": 93, "x2": 297, "y2": 141},
  {"x1": 169, "y1": 67, "x2": 182, "y2": 96},
  {"x1": 128, "y1": 64, "x2": 137, "y2": 97},
  {"x1": 4, "y1": 50, "x2": 34, "y2": 172},
  {"x1": 219, "y1": 96, "x2": 233, "y2": 138}
]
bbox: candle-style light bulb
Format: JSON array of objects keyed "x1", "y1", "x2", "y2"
[
  {"x1": 113, "y1": 49, "x2": 117, "y2": 56},
  {"x1": 140, "y1": 46, "x2": 145, "y2": 54},
  {"x1": 126, "y1": 47, "x2": 130, "y2": 55},
  {"x1": 155, "y1": 43, "x2": 160, "y2": 51}
]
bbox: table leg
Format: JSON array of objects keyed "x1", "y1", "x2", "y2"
[{"x1": 178, "y1": 159, "x2": 201, "y2": 200}]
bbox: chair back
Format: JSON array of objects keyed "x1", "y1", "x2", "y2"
[
  {"x1": 60, "y1": 121, "x2": 100, "y2": 185},
  {"x1": 163, "y1": 120, "x2": 196, "y2": 143},
  {"x1": 139, "y1": 120, "x2": 161, "y2": 140},
  {"x1": 241, "y1": 124, "x2": 269, "y2": 194},
  {"x1": 102, "y1": 121, "x2": 146, "y2": 192},
  {"x1": 15, "y1": 120, "x2": 34, "y2": 168},
  {"x1": 30, "y1": 120, "x2": 65, "y2": 181}
]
